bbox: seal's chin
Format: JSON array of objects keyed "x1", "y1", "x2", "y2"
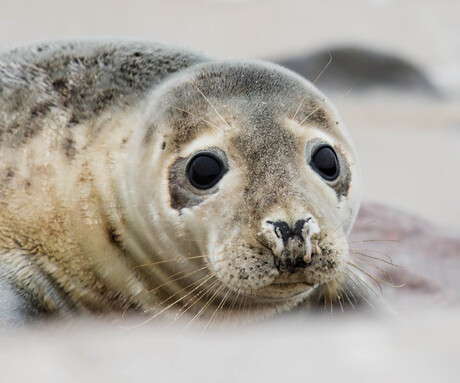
[{"x1": 250, "y1": 280, "x2": 316, "y2": 301}]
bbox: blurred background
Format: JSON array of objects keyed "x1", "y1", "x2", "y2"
[{"x1": 0, "y1": 1, "x2": 459, "y2": 381}]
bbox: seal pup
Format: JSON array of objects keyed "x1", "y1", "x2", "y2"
[{"x1": 0, "y1": 40, "x2": 361, "y2": 325}]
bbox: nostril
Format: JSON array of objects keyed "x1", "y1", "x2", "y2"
[
  {"x1": 293, "y1": 218, "x2": 310, "y2": 238},
  {"x1": 265, "y1": 220, "x2": 295, "y2": 244}
]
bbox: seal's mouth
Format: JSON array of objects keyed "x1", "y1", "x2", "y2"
[
  {"x1": 250, "y1": 280, "x2": 316, "y2": 301},
  {"x1": 271, "y1": 281, "x2": 315, "y2": 287}
]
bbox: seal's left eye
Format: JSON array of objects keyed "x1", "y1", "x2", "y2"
[
  {"x1": 310, "y1": 145, "x2": 340, "y2": 181},
  {"x1": 187, "y1": 153, "x2": 225, "y2": 189}
]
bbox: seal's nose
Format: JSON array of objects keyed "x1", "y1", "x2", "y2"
[
  {"x1": 258, "y1": 218, "x2": 321, "y2": 273},
  {"x1": 267, "y1": 219, "x2": 309, "y2": 244}
]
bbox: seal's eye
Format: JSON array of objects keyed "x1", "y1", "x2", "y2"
[
  {"x1": 187, "y1": 153, "x2": 225, "y2": 189},
  {"x1": 311, "y1": 145, "x2": 340, "y2": 181}
]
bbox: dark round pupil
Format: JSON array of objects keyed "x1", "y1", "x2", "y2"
[
  {"x1": 188, "y1": 155, "x2": 223, "y2": 189},
  {"x1": 312, "y1": 146, "x2": 339, "y2": 180}
]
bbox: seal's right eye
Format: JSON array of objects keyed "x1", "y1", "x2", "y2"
[{"x1": 186, "y1": 153, "x2": 225, "y2": 189}]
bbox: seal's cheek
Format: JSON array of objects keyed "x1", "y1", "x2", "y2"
[{"x1": 208, "y1": 238, "x2": 279, "y2": 291}]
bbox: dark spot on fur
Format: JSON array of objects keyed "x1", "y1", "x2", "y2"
[
  {"x1": 21, "y1": 100, "x2": 56, "y2": 140},
  {"x1": 161, "y1": 141, "x2": 166, "y2": 150},
  {"x1": 334, "y1": 171, "x2": 351, "y2": 197},
  {"x1": 72, "y1": 56, "x2": 86, "y2": 64},
  {"x1": 64, "y1": 137, "x2": 76, "y2": 159},
  {"x1": 2, "y1": 168, "x2": 15, "y2": 186},
  {"x1": 5, "y1": 121, "x2": 19, "y2": 136},
  {"x1": 238, "y1": 269, "x2": 249, "y2": 280},
  {"x1": 106, "y1": 224, "x2": 123, "y2": 248},
  {"x1": 29, "y1": 101, "x2": 54, "y2": 119},
  {"x1": 313, "y1": 108, "x2": 328, "y2": 125},
  {"x1": 69, "y1": 114, "x2": 80, "y2": 125},
  {"x1": 143, "y1": 125, "x2": 155, "y2": 144},
  {"x1": 51, "y1": 78, "x2": 68, "y2": 92}
]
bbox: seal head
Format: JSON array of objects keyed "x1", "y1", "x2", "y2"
[{"x1": 118, "y1": 60, "x2": 361, "y2": 318}]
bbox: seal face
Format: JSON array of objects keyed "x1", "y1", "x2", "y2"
[{"x1": 0, "y1": 41, "x2": 361, "y2": 323}]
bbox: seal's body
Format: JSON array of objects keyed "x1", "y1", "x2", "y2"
[{"x1": 0, "y1": 41, "x2": 361, "y2": 324}]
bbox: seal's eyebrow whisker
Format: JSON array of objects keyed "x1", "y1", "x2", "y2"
[
  {"x1": 169, "y1": 105, "x2": 223, "y2": 132},
  {"x1": 299, "y1": 105, "x2": 323, "y2": 127},
  {"x1": 188, "y1": 80, "x2": 230, "y2": 128},
  {"x1": 292, "y1": 50, "x2": 332, "y2": 121},
  {"x1": 333, "y1": 87, "x2": 353, "y2": 101}
]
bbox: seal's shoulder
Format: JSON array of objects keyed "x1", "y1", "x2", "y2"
[
  {"x1": 0, "y1": 40, "x2": 205, "y2": 73},
  {"x1": 0, "y1": 40, "x2": 207, "y2": 146},
  {"x1": 0, "y1": 40, "x2": 206, "y2": 99}
]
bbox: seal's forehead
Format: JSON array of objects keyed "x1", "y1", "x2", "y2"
[
  {"x1": 185, "y1": 61, "x2": 327, "y2": 114},
  {"x1": 158, "y1": 60, "x2": 340, "y2": 149}
]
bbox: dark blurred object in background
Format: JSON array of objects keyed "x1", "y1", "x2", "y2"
[{"x1": 276, "y1": 46, "x2": 439, "y2": 96}]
